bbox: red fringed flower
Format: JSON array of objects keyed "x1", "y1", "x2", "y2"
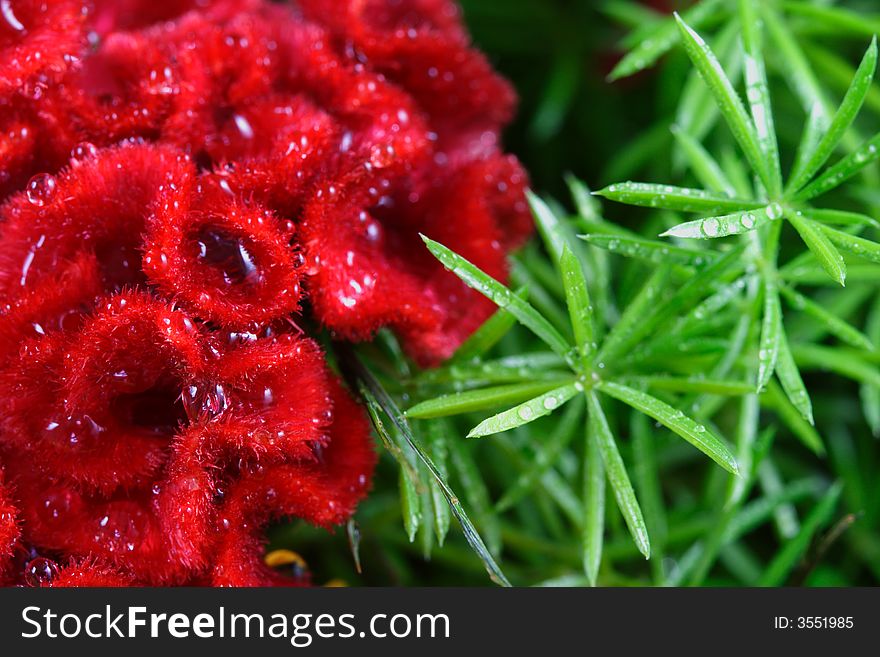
[{"x1": 0, "y1": 0, "x2": 529, "y2": 586}]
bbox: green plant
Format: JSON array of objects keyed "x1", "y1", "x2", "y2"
[{"x1": 276, "y1": 1, "x2": 880, "y2": 588}]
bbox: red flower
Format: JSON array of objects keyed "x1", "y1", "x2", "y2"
[{"x1": 0, "y1": 0, "x2": 528, "y2": 586}]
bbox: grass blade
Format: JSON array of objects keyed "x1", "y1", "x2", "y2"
[
  {"x1": 467, "y1": 383, "x2": 580, "y2": 438},
  {"x1": 597, "y1": 380, "x2": 739, "y2": 474},
  {"x1": 787, "y1": 211, "x2": 848, "y2": 286},
  {"x1": 675, "y1": 13, "x2": 771, "y2": 190},
  {"x1": 405, "y1": 380, "x2": 573, "y2": 420},
  {"x1": 595, "y1": 181, "x2": 759, "y2": 214},
  {"x1": 586, "y1": 391, "x2": 650, "y2": 559},
  {"x1": 422, "y1": 235, "x2": 572, "y2": 359},
  {"x1": 660, "y1": 203, "x2": 783, "y2": 239},
  {"x1": 787, "y1": 38, "x2": 878, "y2": 194}
]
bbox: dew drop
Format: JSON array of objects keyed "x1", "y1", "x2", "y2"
[
  {"x1": 233, "y1": 114, "x2": 254, "y2": 140},
  {"x1": 369, "y1": 143, "x2": 396, "y2": 169},
  {"x1": 70, "y1": 141, "x2": 98, "y2": 166},
  {"x1": 195, "y1": 228, "x2": 261, "y2": 286},
  {"x1": 766, "y1": 202, "x2": 783, "y2": 220},
  {"x1": 26, "y1": 173, "x2": 57, "y2": 207},
  {"x1": 1, "y1": 0, "x2": 25, "y2": 33},
  {"x1": 518, "y1": 406, "x2": 534, "y2": 421},
  {"x1": 24, "y1": 557, "x2": 59, "y2": 587},
  {"x1": 543, "y1": 397, "x2": 559, "y2": 410},
  {"x1": 701, "y1": 217, "x2": 719, "y2": 237}
]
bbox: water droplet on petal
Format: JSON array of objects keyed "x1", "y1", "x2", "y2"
[
  {"x1": 369, "y1": 143, "x2": 396, "y2": 169},
  {"x1": 70, "y1": 142, "x2": 98, "y2": 166},
  {"x1": 24, "y1": 557, "x2": 59, "y2": 587},
  {"x1": 1, "y1": 0, "x2": 26, "y2": 33},
  {"x1": 26, "y1": 173, "x2": 56, "y2": 207}
]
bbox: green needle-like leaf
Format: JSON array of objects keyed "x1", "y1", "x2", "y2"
[
  {"x1": 762, "y1": 381, "x2": 824, "y2": 455},
  {"x1": 818, "y1": 223, "x2": 880, "y2": 264},
  {"x1": 787, "y1": 38, "x2": 877, "y2": 194},
  {"x1": 801, "y1": 208, "x2": 880, "y2": 229},
  {"x1": 762, "y1": 6, "x2": 828, "y2": 117},
  {"x1": 425, "y1": 423, "x2": 452, "y2": 546},
  {"x1": 675, "y1": 13, "x2": 771, "y2": 190},
  {"x1": 597, "y1": 380, "x2": 740, "y2": 474},
  {"x1": 450, "y1": 288, "x2": 526, "y2": 364},
  {"x1": 630, "y1": 375, "x2": 755, "y2": 395},
  {"x1": 787, "y1": 210, "x2": 847, "y2": 286},
  {"x1": 608, "y1": 0, "x2": 723, "y2": 81},
  {"x1": 783, "y1": 2, "x2": 880, "y2": 40},
  {"x1": 670, "y1": 124, "x2": 737, "y2": 195},
  {"x1": 675, "y1": 21, "x2": 743, "y2": 159},
  {"x1": 793, "y1": 344, "x2": 880, "y2": 388},
  {"x1": 796, "y1": 132, "x2": 880, "y2": 201},
  {"x1": 863, "y1": 296, "x2": 880, "y2": 436},
  {"x1": 399, "y1": 465, "x2": 422, "y2": 542},
  {"x1": 467, "y1": 383, "x2": 580, "y2": 438},
  {"x1": 586, "y1": 391, "x2": 650, "y2": 559},
  {"x1": 775, "y1": 328, "x2": 814, "y2": 425},
  {"x1": 757, "y1": 277, "x2": 782, "y2": 392},
  {"x1": 343, "y1": 349, "x2": 509, "y2": 585},
  {"x1": 660, "y1": 203, "x2": 783, "y2": 239},
  {"x1": 560, "y1": 245, "x2": 594, "y2": 371},
  {"x1": 780, "y1": 286, "x2": 874, "y2": 351},
  {"x1": 790, "y1": 102, "x2": 830, "y2": 185},
  {"x1": 405, "y1": 380, "x2": 573, "y2": 420},
  {"x1": 581, "y1": 233, "x2": 718, "y2": 266},
  {"x1": 496, "y1": 398, "x2": 583, "y2": 512},
  {"x1": 739, "y1": 0, "x2": 782, "y2": 196},
  {"x1": 422, "y1": 235, "x2": 572, "y2": 359},
  {"x1": 582, "y1": 410, "x2": 606, "y2": 586},
  {"x1": 599, "y1": 265, "x2": 671, "y2": 364},
  {"x1": 528, "y1": 190, "x2": 571, "y2": 264},
  {"x1": 758, "y1": 482, "x2": 843, "y2": 586},
  {"x1": 595, "y1": 181, "x2": 759, "y2": 214}
]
